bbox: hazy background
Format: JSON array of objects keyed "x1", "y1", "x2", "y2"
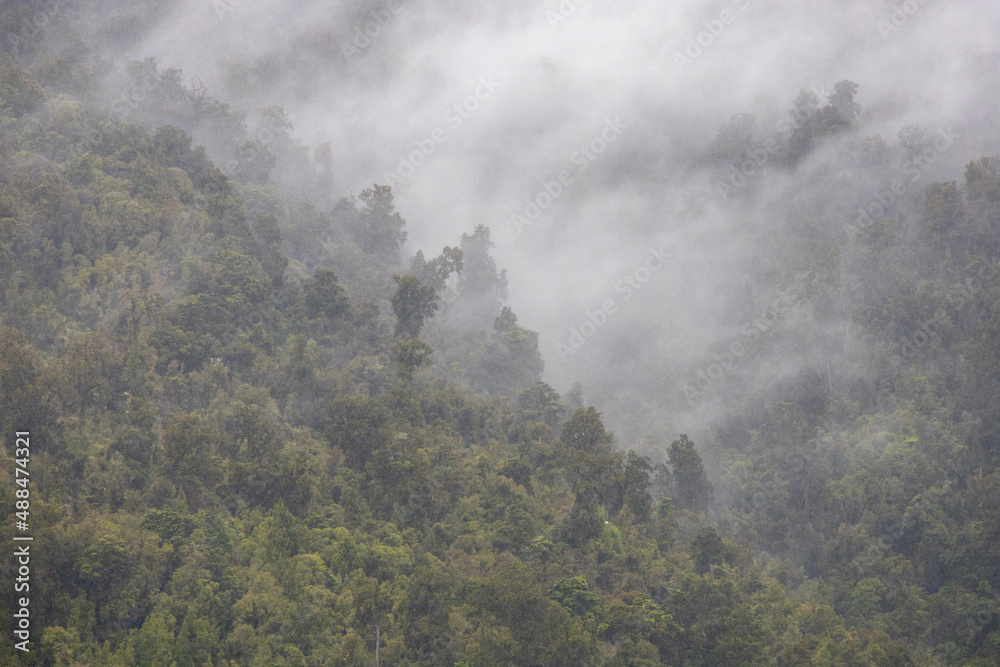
[{"x1": 82, "y1": 0, "x2": 1000, "y2": 450}]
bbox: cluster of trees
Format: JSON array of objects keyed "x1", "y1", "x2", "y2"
[
  {"x1": 3, "y1": 3, "x2": 1000, "y2": 662},
  {"x1": 0, "y1": 52, "x2": 782, "y2": 665},
  {"x1": 700, "y1": 82, "x2": 1000, "y2": 665},
  {"x1": 708, "y1": 79, "x2": 863, "y2": 202}
]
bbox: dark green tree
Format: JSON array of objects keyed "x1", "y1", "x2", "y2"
[
  {"x1": 691, "y1": 527, "x2": 726, "y2": 574},
  {"x1": 548, "y1": 577, "x2": 602, "y2": 622},
  {"x1": 561, "y1": 407, "x2": 614, "y2": 453},
  {"x1": 303, "y1": 268, "x2": 349, "y2": 320},
  {"x1": 668, "y1": 434, "x2": 713, "y2": 513},
  {"x1": 354, "y1": 184, "x2": 407, "y2": 259},
  {"x1": 410, "y1": 246, "x2": 463, "y2": 292},
  {"x1": 493, "y1": 306, "x2": 518, "y2": 333},
  {"x1": 323, "y1": 395, "x2": 391, "y2": 470},
  {"x1": 399, "y1": 564, "x2": 456, "y2": 663},
  {"x1": 160, "y1": 412, "x2": 224, "y2": 504},
  {"x1": 621, "y1": 451, "x2": 654, "y2": 524},
  {"x1": 516, "y1": 381, "x2": 565, "y2": 428},
  {"x1": 391, "y1": 338, "x2": 434, "y2": 380},
  {"x1": 454, "y1": 225, "x2": 508, "y2": 327},
  {"x1": 465, "y1": 307, "x2": 544, "y2": 395},
  {"x1": 391, "y1": 274, "x2": 438, "y2": 338}
]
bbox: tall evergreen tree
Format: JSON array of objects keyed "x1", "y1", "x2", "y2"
[{"x1": 668, "y1": 434, "x2": 713, "y2": 513}]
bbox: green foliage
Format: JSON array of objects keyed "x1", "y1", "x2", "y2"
[
  {"x1": 562, "y1": 407, "x2": 614, "y2": 452},
  {"x1": 446, "y1": 307, "x2": 545, "y2": 395},
  {"x1": 160, "y1": 411, "x2": 224, "y2": 506},
  {"x1": 668, "y1": 434, "x2": 713, "y2": 513},
  {"x1": 391, "y1": 338, "x2": 434, "y2": 380},
  {"x1": 140, "y1": 508, "x2": 195, "y2": 547},
  {"x1": 0, "y1": 63, "x2": 46, "y2": 116},
  {"x1": 352, "y1": 184, "x2": 407, "y2": 259},
  {"x1": 323, "y1": 394, "x2": 391, "y2": 470},
  {"x1": 517, "y1": 381, "x2": 565, "y2": 428},
  {"x1": 454, "y1": 224, "x2": 508, "y2": 327},
  {"x1": 78, "y1": 534, "x2": 132, "y2": 591},
  {"x1": 690, "y1": 527, "x2": 727, "y2": 574},
  {"x1": 391, "y1": 274, "x2": 438, "y2": 339},
  {"x1": 3, "y1": 44, "x2": 1000, "y2": 666},
  {"x1": 549, "y1": 577, "x2": 602, "y2": 621},
  {"x1": 622, "y1": 451, "x2": 654, "y2": 525},
  {"x1": 303, "y1": 268, "x2": 348, "y2": 320},
  {"x1": 409, "y1": 245, "x2": 463, "y2": 292}
]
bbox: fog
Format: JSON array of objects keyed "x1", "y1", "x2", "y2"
[{"x1": 79, "y1": 0, "x2": 1000, "y2": 451}]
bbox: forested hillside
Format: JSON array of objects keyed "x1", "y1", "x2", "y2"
[{"x1": 1, "y1": 1, "x2": 1000, "y2": 665}]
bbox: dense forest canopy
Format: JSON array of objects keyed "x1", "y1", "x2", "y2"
[{"x1": 0, "y1": 0, "x2": 999, "y2": 665}]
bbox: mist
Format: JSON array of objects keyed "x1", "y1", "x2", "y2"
[{"x1": 61, "y1": 0, "x2": 1000, "y2": 453}]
